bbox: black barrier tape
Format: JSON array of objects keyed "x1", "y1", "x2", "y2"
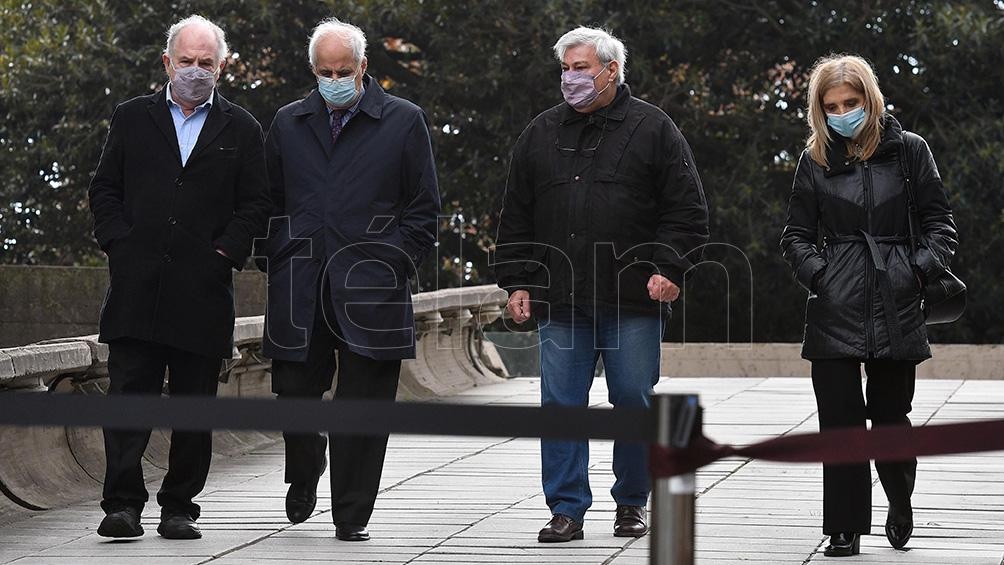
[
  {"x1": 651, "y1": 417, "x2": 1004, "y2": 478},
  {"x1": 0, "y1": 393, "x2": 653, "y2": 442},
  {"x1": 6, "y1": 393, "x2": 1002, "y2": 477}
]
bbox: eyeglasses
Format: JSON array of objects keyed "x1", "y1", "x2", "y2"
[{"x1": 554, "y1": 117, "x2": 607, "y2": 158}]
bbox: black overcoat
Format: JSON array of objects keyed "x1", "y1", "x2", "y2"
[
  {"x1": 780, "y1": 115, "x2": 958, "y2": 361},
  {"x1": 88, "y1": 87, "x2": 271, "y2": 358},
  {"x1": 258, "y1": 76, "x2": 440, "y2": 361}
]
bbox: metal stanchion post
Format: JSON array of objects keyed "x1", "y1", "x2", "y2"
[{"x1": 650, "y1": 393, "x2": 699, "y2": 565}]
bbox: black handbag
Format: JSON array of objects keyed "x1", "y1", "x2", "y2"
[{"x1": 899, "y1": 144, "x2": 966, "y2": 325}]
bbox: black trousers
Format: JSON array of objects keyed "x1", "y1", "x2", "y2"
[
  {"x1": 102, "y1": 338, "x2": 222, "y2": 519},
  {"x1": 272, "y1": 283, "x2": 401, "y2": 527},
  {"x1": 811, "y1": 358, "x2": 917, "y2": 535}
]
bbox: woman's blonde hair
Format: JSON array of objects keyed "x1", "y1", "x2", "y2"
[{"x1": 806, "y1": 54, "x2": 886, "y2": 168}]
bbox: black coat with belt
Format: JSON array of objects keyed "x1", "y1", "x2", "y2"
[
  {"x1": 257, "y1": 76, "x2": 440, "y2": 362},
  {"x1": 88, "y1": 87, "x2": 271, "y2": 359},
  {"x1": 780, "y1": 115, "x2": 958, "y2": 361},
  {"x1": 494, "y1": 85, "x2": 710, "y2": 316}
]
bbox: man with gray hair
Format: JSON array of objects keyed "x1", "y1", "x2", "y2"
[
  {"x1": 88, "y1": 14, "x2": 270, "y2": 539},
  {"x1": 494, "y1": 26, "x2": 709, "y2": 542},
  {"x1": 255, "y1": 17, "x2": 439, "y2": 541}
]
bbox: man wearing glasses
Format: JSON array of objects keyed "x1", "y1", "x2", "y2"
[{"x1": 493, "y1": 26, "x2": 709, "y2": 543}]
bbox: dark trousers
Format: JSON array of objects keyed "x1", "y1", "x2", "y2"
[
  {"x1": 272, "y1": 284, "x2": 401, "y2": 526},
  {"x1": 811, "y1": 358, "x2": 917, "y2": 535},
  {"x1": 101, "y1": 338, "x2": 222, "y2": 519}
]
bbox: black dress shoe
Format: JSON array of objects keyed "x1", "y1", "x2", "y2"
[
  {"x1": 157, "y1": 512, "x2": 201, "y2": 540},
  {"x1": 823, "y1": 533, "x2": 860, "y2": 557},
  {"x1": 613, "y1": 505, "x2": 648, "y2": 537},
  {"x1": 885, "y1": 503, "x2": 914, "y2": 550},
  {"x1": 335, "y1": 523, "x2": 370, "y2": 541},
  {"x1": 286, "y1": 458, "x2": 328, "y2": 524},
  {"x1": 538, "y1": 514, "x2": 584, "y2": 543},
  {"x1": 97, "y1": 507, "x2": 143, "y2": 538}
]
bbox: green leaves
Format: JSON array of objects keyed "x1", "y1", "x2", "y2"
[{"x1": 2, "y1": 0, "x2": 1001, "y2": 342}]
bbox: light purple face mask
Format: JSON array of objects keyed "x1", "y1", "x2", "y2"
[
  {"x1": 170, "y1": 62, "x2": 218, "y2": 106},
  {"x1": 560, "y1": 63, "x2": 611, "y2": 109}
]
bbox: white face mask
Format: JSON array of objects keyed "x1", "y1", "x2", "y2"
[{"x1": 170, "y1": 61, "x2": 218, "y2": 105}]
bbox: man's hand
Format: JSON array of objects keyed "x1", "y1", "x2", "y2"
[
  {"x1": 507, "y1": 289, "x2": 532, "y2": 323},
  {"x1": 647, "y1": 274, "x2": 680, "y2": 303}
]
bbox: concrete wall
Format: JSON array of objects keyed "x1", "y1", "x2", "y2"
[
  {"x1": 483, "y1": 337, "x2": 1004, "y2": 380},
  {"x1": 0, "y1": 265, "x2": 267, "y2": 348},
  {"x1": 659, "y1": 342, "x2": 1004, "y2": 380}
]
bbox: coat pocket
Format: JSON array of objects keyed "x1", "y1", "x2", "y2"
[{"x1": 887, "y1": 245, "x2": 922, "y2": 307}]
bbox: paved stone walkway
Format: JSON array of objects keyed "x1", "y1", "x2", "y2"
[{"x1": 3, "y1": 376, "x2": 1004, "y2": 564}]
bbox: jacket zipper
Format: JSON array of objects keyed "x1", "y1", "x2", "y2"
[{"x1": 863, "y1": 160, "x2": 875, "y2": 356}]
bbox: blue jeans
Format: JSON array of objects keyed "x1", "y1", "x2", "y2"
[{"x1": 538, "y1": 303, "x2": 663, "y2": 522}]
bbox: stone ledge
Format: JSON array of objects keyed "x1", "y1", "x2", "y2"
[
  {"x1": 38, "y1": 335, "x2": 107, "y2": 366},
  {"x1": 0, "y1": 352, "x2": 14, "y2": 383},
  {"x1": 233, "y1": 315, "x2": 265, "y2": 347},
  {"x1": 0, "y1": 284, "x2": 510, "y2": 521},
  {"x1": 412, "y1": 285, "x2": 508, "y2": 315},
  {"x1": 0, "y1": 342, "x2": 92, "y2": 389}
]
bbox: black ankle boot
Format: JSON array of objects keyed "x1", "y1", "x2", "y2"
[
  {"x1": 823, "y1": 533, "x2": 861, "y2": 557},
  {"x1": 885, "y1": 502, "x2": 913, "y2": 550}
]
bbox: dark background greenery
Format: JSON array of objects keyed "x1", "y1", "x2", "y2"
[{"x1": 2, "y1": 1, "x2": 1001, "y2": 343}]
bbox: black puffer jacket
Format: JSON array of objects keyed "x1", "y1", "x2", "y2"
[{"x1": 780, "y1": 115, "x2": 958, "y2": 360}]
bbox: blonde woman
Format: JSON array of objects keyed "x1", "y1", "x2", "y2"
[{"x1": 780, "y1": 54, "x2": 957, "y2": 556}]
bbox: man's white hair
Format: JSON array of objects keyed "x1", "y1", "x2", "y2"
[
  {"x1": 309, "y1": 18, "x2": 367, "y2": 67},
  {"x1": 553, "y1": 26, "x2": 627, "y2": 84},
  {"x1": 164, "y1": 15, "x2": 229, "y2": 63}
]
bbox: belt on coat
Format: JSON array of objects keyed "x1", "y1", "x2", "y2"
[{"x1": 823, "y1": 232, "x2": 914, "y2": 359}]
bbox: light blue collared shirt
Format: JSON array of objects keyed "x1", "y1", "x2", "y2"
[
  {"x1": 166, "y1": 83, "x2": 215, "y2": 166},
  {"x1": 326, "y1": 86, "x2": 366, "y2": 131}
]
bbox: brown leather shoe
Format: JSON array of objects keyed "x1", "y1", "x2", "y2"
[
  {"x1": 614, "y1": 505, "x2": 648, "y2": 537},
  {"x1": 538, "y1": 514, "x2": 583, "y2": 543}
]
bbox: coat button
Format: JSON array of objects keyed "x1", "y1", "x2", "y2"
[
  {"x1": 168, "y1": 217, "x2": 177, "y2": 225},
  {"x1": 162, "y1": 254, "x2": 172, "y2": 263},
  {"x1": 570, "y1": 233, "x2": 576, "y2": 239},
  {"x1": 574, "y1": 175, "x2": 581, "y2": 181},
  {"x1": 175, "y1": 177, "x2": 183, "y2": 187}
]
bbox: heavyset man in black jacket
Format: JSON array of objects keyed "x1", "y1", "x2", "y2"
[
  {"x1": 494, "y1": 26, "x2": 709, "y2": 543},
  {"x1": 87, "y1": 15, "x2": 271, "y2": 540}
]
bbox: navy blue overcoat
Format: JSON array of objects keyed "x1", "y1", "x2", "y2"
[{"x1": 258, "y1": 75, "x2": 440, "y2": 361}]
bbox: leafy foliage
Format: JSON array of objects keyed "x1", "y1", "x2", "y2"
[{"x1": 1, "y1": 1, "x2": 1001, "y2": 342}]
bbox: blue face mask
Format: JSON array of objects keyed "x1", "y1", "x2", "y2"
[
  {"x1": 827, "y1": 107, "x2": 866, "y2": 139},
  {"x1": 317, "y1": 74, "x2": 359, "y2": 107}
]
